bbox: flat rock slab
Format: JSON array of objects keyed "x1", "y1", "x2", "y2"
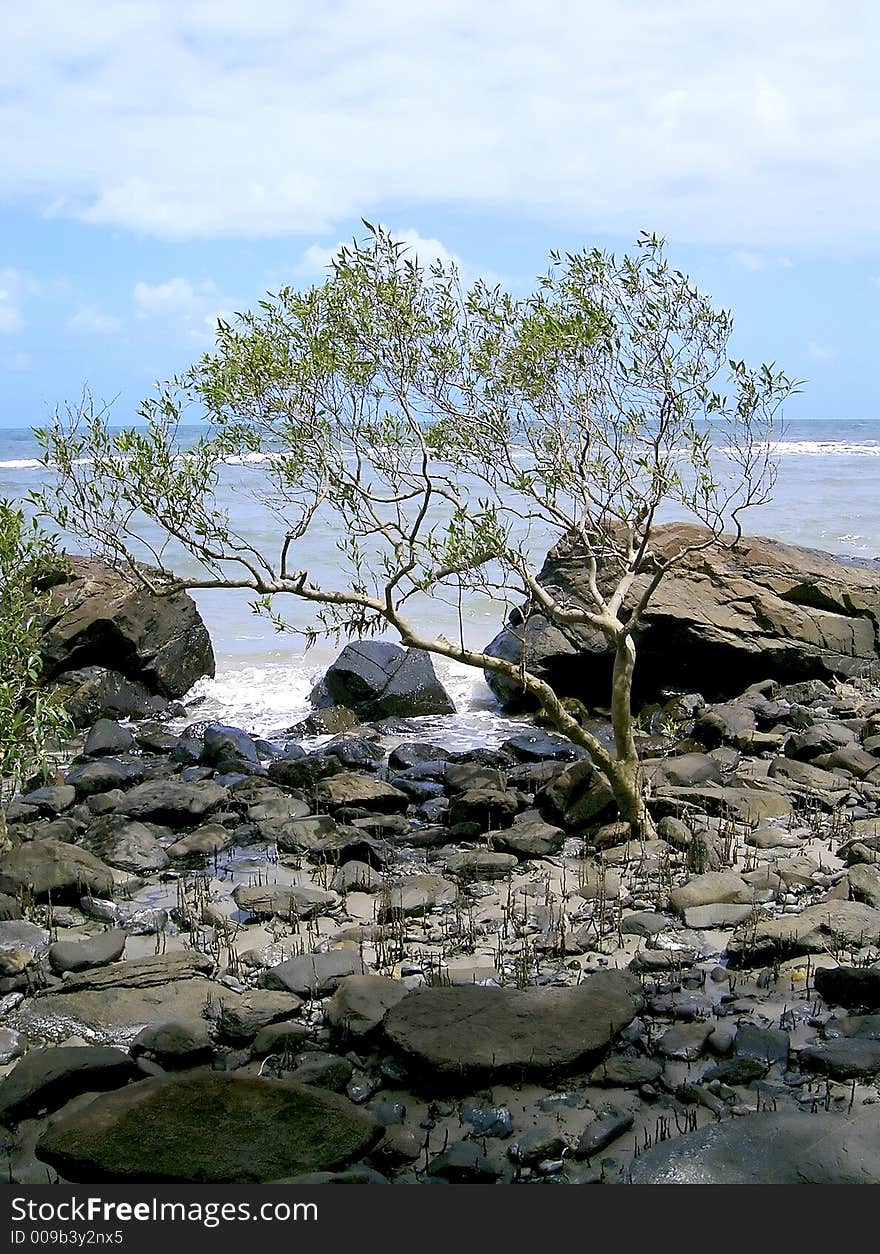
[
  {"x1": 383, "y1": 970, "x2": 640, "y2": 1083},
  {"x1": 628, "y1": 1111, "x2": 880, "y2": 1184},
  {"x1": 36, "y1": 1073, "x2": 381, "y2": 1183},
  {"x1": 0, "y1": 1046, "x2": 138, "y2": 1120},
  {"x1": 727, "y1": 900, "x2": 880, "y2": 966},
  {"x1": 232, "y1": 883, "x2": 338, "y2": 920}
]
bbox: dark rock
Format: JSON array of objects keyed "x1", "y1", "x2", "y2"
[
  {"x1": 18, "y1": 784, "x2": 77, "y2": 815},
  {"x1": 313, "y1": 773, "x2": 408, "y2": 813},
  {"x1": 799, "y1": 1037, "x2": 880, "y2": 1079},
  {"x1": 573, "y1": 1109, "x2": 634, "y2": 1159},
  {"x1": 387, "y1": 743, "x2": 453, "y2": 771},
  {"x1": 36, "y1": 1073, "x2": 381, "y2": 1182},
  {"x1": 130, "y1": 1021, "x2": 214, "y2": 1066},
  {"x1": 200, "y1": 724, "x2": 260, "y2": 768},
  {"x1": 53, "y1": 667, "x2": 167, "y2": 728},
  {"x1": 82, "y1": 720, "x2": 135, "y2": 758},
  {"x1": 81, "y1": 816, "x2": 170, "y2": 875},
  {"x1": 41, "y1": 555, "x2": 214, "y2": 699},
  {"x1": 317, "y1": 640, "x2": 454, "y2": 719},
  {"x1": 48, "y1": 930, "x2": 126, "y2": 975},
  {"x1": 66, "y1": 759, "x2": 143, "y2": 796},
  {"x1": 114, "y1": 779, "x2": 228, "y2": 825},
  {"x1": 292, "y1": 1052, "x2": 353, "y2": 1091},
  {"x1": 489, "y1": 819, "x2": 565, "y2": 860},
  {"x1": 814, "y1": 965, "x2": 880, "y2": 1009},
  {"x1": 501, "y1": 731, "x2": 580, "y2": 762},
  {"x1": 0, "y1": 1046, "x2": 137, "y2": 1119}
]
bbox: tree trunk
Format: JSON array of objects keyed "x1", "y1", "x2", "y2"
[{"x1": 606, "y1": 631, "x2": 657, "y2": 841}]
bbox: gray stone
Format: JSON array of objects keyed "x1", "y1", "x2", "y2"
[
  {"x1": 115, "y1": 780, "x2": 228, "y2": 825},
  {"x1": 383, "y1": 970, "x2": 640, "y2": 1082},
  {"x1": 263, "y1": 950, "x2": 365, "y2": 997},
  {"x1": 727, "y1": 900, "x2": 880, "y2": 966},
  {"x1": 48, "y1": 929, "x2": 126, "y2": 975},
  {"x1": 0, "y1": 840, "x2": 115, "y2": 901},
  {"x1": 0, "y1": 1046, "x2": 138, "y2": 1119},
  {"x1": 628, "y1": 1111, "x2": 880, "y2": 1184},
  {"x1": 326, "y1": 975, "x2": 410, "y2": 1038},
  {"x1": 232, "y1": 883, "x2": 338, "y2": 921}
]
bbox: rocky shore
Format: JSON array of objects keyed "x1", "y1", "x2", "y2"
[{"x1": 3, "y1": 535, "x2": 880, "y2": 1184}]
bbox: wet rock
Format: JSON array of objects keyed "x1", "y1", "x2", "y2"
[
  {"x1": 317, "y1": 640, "x2": 454, "y2": 720},
  {"x1": 41, "y1": 555, "x2": 214, "y2": 699},
  {"x1": 734, "y1": 1023, "x2": 790, "y2": 1067},
  {"x1": 53, "y1": 667, "x2": 168, "y2": 728},
  {"x1": 0, "y1": 1027, "x2": 25, "y2": 1065},
  {"x1": 274, "y1": 814, "x2": 337, "y2": 853},
  {"x1": 200, "y1": 724, "x2": 260, "y2": 768},
  {"x1": 0, "y1": 1046, "x2": 138, "y2": 1119},
  {"x1": 425, "y1": 1140, "x2": 501, "y2": 1182},
  {"x1": 627, "y1": 1110, "x2": 880, "y2": 1183},
  {"x1": 250, "y1": 1021, "x2": 311, "y2": 1058},
  {"x1": 590, "y1": 1055, "x2": 663, "y2": 1087},
  {"x1": 36, "y1": 1073, "x2": 381, "y2": 1183},
  {"x1": 48, "y1": 929, "x2": 126, "y2": 975},
  {"x1": 383, "y1": 970, "x2": 640, "y2": 1083},
  {"x1": 448, "y1": 788, "x2": 519, "y2": 834},
  {"x1": 501, "y1": 731, "x2": 580, "y2": 762}
]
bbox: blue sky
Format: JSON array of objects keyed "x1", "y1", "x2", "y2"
[{"x1": 2, "y1": 0, "x2": 879, "y2": 428}]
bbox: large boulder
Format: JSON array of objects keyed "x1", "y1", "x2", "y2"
[
  {"x1": 36, "y1": 1073, "x2": 381, "y2": 1182},
  {"x1": 40, "y1": 556, "x2": 214, "y2": 702},
  {"x1": 484, "y1": 524, "x2": 880, "y2": 709},
  {"x1": 382, "y1": 970, "x2": 640, "y2": 1083},
  {"x1": 314, "y1": 640, "x2": 454, "y2": 719},
  {"x1": 628, "y1": 1111, "x2": 880, "y2": 1184},
  {"x1": 0, "y1": 840, "x2": 115, "y2": 901}
]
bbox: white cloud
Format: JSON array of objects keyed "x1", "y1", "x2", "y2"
[
  {"x1": 0, "y1": 3, "x2": 879, "y2": 248},
  {"x1": 67, "y1": 303, "x2": 121, "y2": 335},
  {"x1": 300, "y1": 228, "x2": 462, "y2": 276},
  {"x1": 133, "y1": 277, "x2": 229, "y2": 343},
  {"x1": 730, "y1": 251, "x2": 794, "y2": 272}
]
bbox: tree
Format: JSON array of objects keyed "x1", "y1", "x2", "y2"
[
  {"x1": 38, "y1": 229, "x2": 798, "y2": 838},
  {"x1": 0, "y1": 502, "x2": 72, "y2": 801}
]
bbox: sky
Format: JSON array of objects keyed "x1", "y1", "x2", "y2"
[{"x1": 2, "y1": 0, "x2": 879, "y2": 428}]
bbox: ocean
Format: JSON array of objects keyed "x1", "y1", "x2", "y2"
[{"x1": 3, "y1": 419, "x2": 879, "y2": 747}]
